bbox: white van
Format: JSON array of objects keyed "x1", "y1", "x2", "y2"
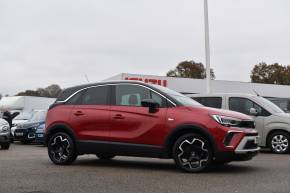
[
  {"x1": 187, "y1": 93, "x2": 290, "y2": 154},
  {"x1": 0, "y1": 96, "x2": 55, "y2": 136}
]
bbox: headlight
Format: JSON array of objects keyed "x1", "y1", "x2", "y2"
[
  {"x1": 211, "y1": 115, "x2": 242, "y2": 127},
  {"x1": 0, "y1": 125, "x2": 10, "y2": 133}
]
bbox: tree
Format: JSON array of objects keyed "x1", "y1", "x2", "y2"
[
  {"x1": 167, "y1": 60, "x2": 215, "y2": 79},
  {"x1": 44, "y1": 84, "x2": 62, "y2": 98},
  {"x1": 16, "y1": 84, "x2": 62, "y2": 98},
  {"x1": 251, "y1": 62, "x2": 290, "y2": 85},
  {"x1": 0, "y1": 94, "x2": 2, "y2": 100}
]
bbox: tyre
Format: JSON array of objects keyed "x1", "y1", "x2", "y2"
[
  {"x1": 47, "y1": 132, "x2": 78, "y2": 165},
  {"x1": 172, "y1": 133, "x2": 213, "y2": 173},
  {"x1": 96, "y1": 153, "x2": 115, "y2": 160},
  {"x1": 268, "y1": 131, "x2": 290, "y2": 154},
  {"x1": 1, "y1": 142, "x2": 10, "y2": 150}
]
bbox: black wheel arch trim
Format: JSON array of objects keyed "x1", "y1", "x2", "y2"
[
  {"x1": 45, "y1": 123, "x2": 77, "y2": 145},
  {"x1": 164, "y1": 124, "x2": 218, "y2": 157}
]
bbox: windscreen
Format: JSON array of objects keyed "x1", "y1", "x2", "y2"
[
  {"x1": 258, "y1": 96, "x2": 284, "y2": 113},
  {"x1": 29, "y1": 111, "x2": 47, "y2": 122},
  {"x1": 151, "y1": 84, "x2": 202, "y2": 107}
]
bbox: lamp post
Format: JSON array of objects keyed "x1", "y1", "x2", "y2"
[{"x1": 204, "y1": 0, "x2": 211, "y2": 93}]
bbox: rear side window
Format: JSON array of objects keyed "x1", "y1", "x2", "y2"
[
  {"x1": 193, "y1": 97, "x2": 222, "y2": 109},
  {"x1": 81, "y1": 86, "x2": 109, "y2": 105}
]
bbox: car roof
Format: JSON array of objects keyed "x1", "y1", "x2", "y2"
[{"x1": 56, "y1": 80, "x2": 181, "y2": 105}]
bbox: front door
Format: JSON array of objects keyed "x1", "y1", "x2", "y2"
[
  {"x1": 109, "y1": 84, "x2": 167, "y2": 146},
  {"x1": 228, "y1": 97, "x2": 266, "y2": 143}
]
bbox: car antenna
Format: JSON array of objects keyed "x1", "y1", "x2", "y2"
[
  {"x1": 253, "y1": 89, "x2": 260, "y2": 96},
  {"x1": 84, "y1": 74, "x2": 90, "y2": 83}
]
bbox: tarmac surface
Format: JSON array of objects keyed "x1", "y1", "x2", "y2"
[{"x1": 1, "y1": 143, "x2": 290, "y2": 193}]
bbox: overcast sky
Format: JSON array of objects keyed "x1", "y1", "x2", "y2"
[{"x1": 0, "y1": 0, "x2": 289, "y2": 95}]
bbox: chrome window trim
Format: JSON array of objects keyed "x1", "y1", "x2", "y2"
[{"x1": 56, "y1": 83, "x2": 177, "y2": 107}]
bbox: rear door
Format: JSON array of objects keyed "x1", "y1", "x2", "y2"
[
  {"x1": 69, "y1": 85, "x2": 111, "y2": 141},
  {"x1": 109, "y1": 84, "x2": 168, "y2": 146}
]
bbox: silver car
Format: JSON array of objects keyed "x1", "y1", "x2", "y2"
[
  {"x1": 188, "y1": 93, "x2": 290, "y2": 154},
  {"x1": 0, "y1": 118, "x2": 10, "y2": 150}
]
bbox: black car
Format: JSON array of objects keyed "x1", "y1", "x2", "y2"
[{"x1": 14, "y1": 110, "x2": 47, "y2": 144}]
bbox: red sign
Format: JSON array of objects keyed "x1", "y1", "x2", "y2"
[{"x1": 124, "y1": 77, "x2": 167, "y2": 87}]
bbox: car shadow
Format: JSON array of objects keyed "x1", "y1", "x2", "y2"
[{"x1": 72, "y1": 158, "x2": 261, "y2": 174}]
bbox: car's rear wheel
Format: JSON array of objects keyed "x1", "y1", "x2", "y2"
[
  {"x1": 47, "y1": 132, "x2": 77, "y2": 165},
  {"x1": 173, "y1": 133, "x2": 213, "y2": 173},
  {"x1": 96, "y1": 153, "x2": 115, "y2": 160},
  {"x1": 0, "y1": 142, "x2": 10, "y2": 150},
  {"x1": 268, "y1": 131, "x2": 290, "y2": 154}
]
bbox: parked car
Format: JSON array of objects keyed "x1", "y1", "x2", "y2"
[
  {"x1": 11, "y1": 112, "x2": 32, "y2": 138},
  {"x1": 45, "y1": 81, "x2": 259, "y2": 172},
  {"x1": 14, "y1": 110, "x2": 47, "y2": 144},
  {"x1": 35, "y1": 123, "x2": 45, "y2": 144},
  {"x1": 0, "y1": 118, "x2": 10, "y2": 150},
  {"x1": 267, "y1": 98, "x2": 290, "y2": 113},
  {"x1": 189, "y1": 93, "x2": 290, "y2": 154}
]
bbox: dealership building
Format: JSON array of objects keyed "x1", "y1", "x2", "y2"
[{"x1": 105, "y1": 73, "x2": 290, "y2": 111}]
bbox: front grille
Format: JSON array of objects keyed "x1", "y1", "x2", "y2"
[
  {"x1": 244, "y1": 140, "x2": 258, "y2": 149},
  {"x1": 238, "y1": 120, "x2": 255, "y2": 129},
  {"x1": 15, "y1": 129, "x2": 27, "y2": 133}
]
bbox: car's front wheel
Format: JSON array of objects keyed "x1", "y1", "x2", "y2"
[
  {"x1": 47, "y1": 132, "x2": 77, "y2": 165},
  {"x1": 0, "y1": 142, "x2": 10, "y2": 150},
  {"x1": 173, "y1": 133, "x2": 213, "y2": 173},
  {"x1": 268, "y1": 131, "x2": 290, "y2": 154}
]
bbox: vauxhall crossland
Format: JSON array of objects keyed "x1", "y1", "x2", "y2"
[{"x1": 45, "y1": 81, "x2": 259, "y2": 172}]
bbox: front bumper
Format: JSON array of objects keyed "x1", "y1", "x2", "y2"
[
  {"x1": 215, "y1": 130, "x2": 260, "y2": 162},
  {"x1": 14, "y1": 129, "x2": 36, "y2": 141}
]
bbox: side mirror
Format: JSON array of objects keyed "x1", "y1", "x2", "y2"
[
  {"x1": 141, "y1": 99, "x2": 160, "y2": 113},
  {"x1": 249, "y1": 108, "x2": 258, "y2": 116}
]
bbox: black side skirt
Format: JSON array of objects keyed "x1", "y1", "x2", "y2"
[{"x1": 77, "y1": 140, "x2": 168, "y2": 158}]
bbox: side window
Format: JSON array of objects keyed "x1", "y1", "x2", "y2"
[
  {"x1": 229, "y1": 97, "x2": 264, "y2": 116},
  {"x1": 114, "y1": 85, "x2": 150, "y2": 107},
  {"x1": 81, "y1": 86, "x2": 109, "y2": 105},
  {"x1": 151, "y1": 91, "x2": 167, "y2": 108},
  {"x1": 193, "y1": 97, "x2": 222, "y2": 109}
]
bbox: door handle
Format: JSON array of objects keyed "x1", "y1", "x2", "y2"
[
  {"x1": 74, "y1": 111, "x2": 84, "y2": 116},
  {"x1": 113, "y1": 114, "x2": 125, "y2": 120}
]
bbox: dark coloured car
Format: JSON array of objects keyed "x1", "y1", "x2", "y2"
[
  {"x1": 45, "y1": 81, "x2": 260, "y2": 172},
  {"x1": 14, "y1": 110, "x2": 47, "y2": 144},
  {"x1": 35, "y1": 123, "x2": 45, "y2": 144}
]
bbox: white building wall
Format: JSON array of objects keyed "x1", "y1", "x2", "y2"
[{"x1": 105, "y1": 73, "x2": 290, "y2": 98}]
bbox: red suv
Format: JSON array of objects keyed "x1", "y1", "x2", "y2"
[{"x1": 45, "y1": 81, "x2": 259, "y2": 172}]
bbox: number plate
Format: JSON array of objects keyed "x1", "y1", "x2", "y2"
[
  {"x1": 37, "y1": 134, "x2": 44, "y2": 138},
  {"x1": 254, "y1": 136, "x2": 259, "y2": 144},
  {"x1": 15, "y1": 132, "x2": 23, "y2": 136}
]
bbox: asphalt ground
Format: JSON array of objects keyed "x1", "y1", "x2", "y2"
[{"x1": 1, "y1": 143, "x2": 290, "y2": 193}]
